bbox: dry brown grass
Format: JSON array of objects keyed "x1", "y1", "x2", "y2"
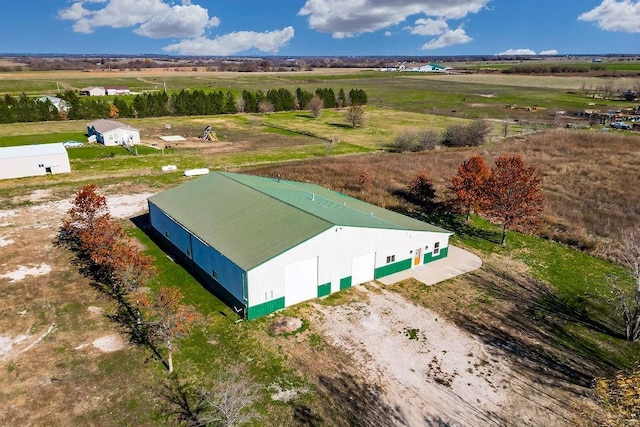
[{"x1": 247, "y1": 129, "x2": 640, "y2": 258}]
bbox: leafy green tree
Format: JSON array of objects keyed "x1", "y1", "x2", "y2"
[
  {"x1": 242, "y1": 90, "x2": 258, "y2": 113},
  {"x1": 349, "y1": 88, "x2": 368, "y2": 105},
  {"x1": 337, "y1": 88, "x2": 347, "y2": 107},
  {"x1": 113, "y1": 97, "x2": 133, "y2": 118},
  {"x1": 296, "y1": 87, "x2": 313, "y2": 110},
  {"x1": 224, "y1": 91, "x2": 237, "y2": 114}
]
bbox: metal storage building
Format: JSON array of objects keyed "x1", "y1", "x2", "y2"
[
  {"x1": 148, "y1": 172, "x2": 452, "y2": 319},
  {"x1": 0, "y1": 143, "x2": 71, "y2": 180}
]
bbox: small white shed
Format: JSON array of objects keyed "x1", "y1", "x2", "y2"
[
  {"x1": 86, "y1": 119, "x2": 141, "y2": 146},
  {"x1": 0, "y1": 143, "x2": 71, "y2": 180}
]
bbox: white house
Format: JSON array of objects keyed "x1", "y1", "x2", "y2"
[
  {"x1": 148, "y1": 172, "x2": 453, "y2": 319},
  {"x1": 80, "y1": 86, "x2": 106, "y2": 96},
  {"x1": 36, "y1": 96, "x2": 68, "y2": 112},
  {"x1": 0, "y1": 143, "x2": 71, "y2": 180},
  {"x1": 86, "y1": 119, "x2": 141, "y2": 146},
  {"x1": 104, "y1": 86, "x2": 130, "y2": 96}
]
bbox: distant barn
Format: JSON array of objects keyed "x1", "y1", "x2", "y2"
[{"x1": 0, "y1": 143, "x2": 71, "y2": 180}]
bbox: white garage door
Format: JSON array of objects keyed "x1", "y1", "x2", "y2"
[
  {"x1": 284, "y1": 257, "x2": 318, "y2": 306},
  {"x1": 351, "y1": 252, "x2": 375, "y2": 286}
]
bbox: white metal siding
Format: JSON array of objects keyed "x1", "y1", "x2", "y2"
[
  {"x1": 284, "y1": 257, "x2": 318, "y2": 306},
  {"x1": 0, "y1": 148, "x2": 71, "y2": 180},
  {"x1": 247, "y1": 226, "x2": 450, "y2": 310},
  {"x1": 351, "y1": 252, "x2": 375, "y2": 285}
]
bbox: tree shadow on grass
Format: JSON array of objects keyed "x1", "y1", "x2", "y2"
[
  {"x1": 317, "y1": 372, "x2": 406, "y2": 427},
  {"x1": 453, "y1": 263, "x2": 625, "y2": 391},
  {"x1": 387, "y1": 198, "x2": 502, "y2": 244}
]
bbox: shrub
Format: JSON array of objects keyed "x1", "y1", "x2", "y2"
[
  {"x1": 389, "y1": 129, "x2": 441, "y2": 153},
  {"x1": 442, "y1": 120, "x2": 492, "y2": 147}
]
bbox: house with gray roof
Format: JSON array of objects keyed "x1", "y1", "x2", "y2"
[
  {"x1": 86, "y1": 119, "x2": 140, "y2": 146},
  {"x1": 148, "y1": 172, "x2": 452, "y2": 319}
]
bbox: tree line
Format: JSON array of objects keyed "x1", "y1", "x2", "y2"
[{"x1": 0, "y1": 87, "x2": 368, "y2": 124}]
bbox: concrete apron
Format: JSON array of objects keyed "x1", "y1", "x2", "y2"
[{"x1": 376, "y1": 245, "x2": 482, "y2": 286}]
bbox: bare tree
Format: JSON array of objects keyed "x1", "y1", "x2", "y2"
[
  {"x1": 308, "y1": 94, "x2": 323, "y2": 118},
  {"x1": 344, "y1": 105, "x2": 365, "y2": 128},
  {"x1": 161, "y1": 371, "x2": 260, "y2": 427},
  {"x1": 606, "y1": 226, "x2": 640, "y2": 342},
  {"x1": 620, "y1": 226, "x2": 640, "y2": 289},
  {"x1": 200, "y1": 371, "x2": 261, "y2": 427}
]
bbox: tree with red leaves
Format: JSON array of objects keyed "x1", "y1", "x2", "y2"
[
  {"x1": 60, "y1": 183, "x2": 110, "y2": 248},
  {"x1": 447, "y1": 155, "x2": 491, "y2": 221},
  {"x1": 141, "y1": 287, "x2": 203, "y2": 374},
  {"x1": 483, "y1": 154, "x2": 544, "y2": 246}
]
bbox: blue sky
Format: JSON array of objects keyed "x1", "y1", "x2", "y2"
[{"x1": 1, "y1": 1, "x2": 639, "y2": 56}]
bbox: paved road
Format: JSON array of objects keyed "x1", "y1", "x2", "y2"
[{"x1": 377, "y1": 245, "x2": 482, "y2": 286}]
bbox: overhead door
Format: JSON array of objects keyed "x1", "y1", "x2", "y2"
[
  {"x1": 351, "y1": 252, "x2": 375, "y2": 285},
  {"x1": 284, "y1": 257, "x2": 318, "y2": 306}
]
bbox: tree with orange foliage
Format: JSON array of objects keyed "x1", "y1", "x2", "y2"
[
  {"x1": 447, "y1": 155, "x2": 491, "y2": 221},
  {"x1": 141, "y1": 287, "x2": 203, "y2": 374},
  {"x1": 60, "y1": 184, "x2": 110, "y2": 250},
  {"x1": 109, "y1": 104, "x2": 119, "y2": 119},
  {"x1": 482, "y1": 154, "x2": 544, "y2": 246}
]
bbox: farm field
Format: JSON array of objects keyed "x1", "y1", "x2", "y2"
[{"x1": 0, "y1": 68, "x2": 639, "y2": 425}]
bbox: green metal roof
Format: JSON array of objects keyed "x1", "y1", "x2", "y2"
[{"x1": 148, "y1": 172, "x2": 451, "y2": 270}]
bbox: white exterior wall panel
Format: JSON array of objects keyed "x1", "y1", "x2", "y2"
[
  {"x1": 247, "y1": 226, "x2": 449, "y2": 308},
  {"x1": 0, "y1": 145, "x2": 71, "y2": 180}
]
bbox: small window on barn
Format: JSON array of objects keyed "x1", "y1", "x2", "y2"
[
  {"x1": 433, "y1": 242, "x2": 440, "y2": 256},
  {"x1": 164, "y1": 231, "x2": 169, "y2": 238},
  {"x1": 212, "y1": 269, "x2": 218, "y2": 280},
  {"x1": 186, "y1": 249, "x2": 191, "y2": 258},
  {"x1": 386, "y1": 255, "x2": 395, "y2": 263}
]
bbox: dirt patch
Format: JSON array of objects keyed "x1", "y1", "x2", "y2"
[
  {"x1": 87, "y1": 306, "x2": 103, "y2": 315},
  {"x1": 0, "y1": 235, "x2": 14, "y2": 247},
  {"x1": 268, "y1": 317, "x2": 303, "y2": 335},
  {"x1": 311, "y1": 284, "x2": 573, "y2": 426},
  {"x1": 0, "y1": 264, "x2": 51, "y2": 282},
  {"x1": 0, "y1": 334, "x2": 30, "y2": 359},
  {"x1": 92, "y1": 335, "x2": 126, "y2": 353}
]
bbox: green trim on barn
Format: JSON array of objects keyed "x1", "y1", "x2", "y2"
[
  {"x1": 317, "y1": 282, "x2": 331, "y2": 297},
  {"x1": 424, "y1": 246, "x2": 449, "y2": 263},
  {"x1": 247, "y1": 297, "x2": 285, "y2": 320},
  {"x1": 374, "y1": 258, "x2": 412, "y2": 279},
  {"x1": 340, "y1": 276, "x2": 352, "y2": 290}
]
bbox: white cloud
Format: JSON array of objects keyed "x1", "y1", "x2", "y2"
[
  {"x1": 298, "y1": 0, "x2": 489, "y2": 37},
  {"x1": 135, "y1": 4, "x2": 219, "y2": 39},
  {"x1": 410, "y1": 18, "x2": 449, "y2": 36},
  {"x1": 58, "y1": 2, "x2": 91, "y2": 21},
  {"x1": 164, "y1": 27, "x2": 295, "y2": 55},
  {"x1": 539, "y1": 49, "x2": 558, "y2": 55},
  {"x1": 384, "y1": 31, "x2": 392, "y2": 36},
  {"x1": 496, "y1": 48, "x2": 537, "y2": 55},
  {"x1": 420, "y1": 28, "x2": 471, "y2": 50},
  {"x1": 59, "y1": 0, "x2": 219, "y2": 38},
  {"x1": 578, "y1": 0, "x2": 640, "y2": 33}
]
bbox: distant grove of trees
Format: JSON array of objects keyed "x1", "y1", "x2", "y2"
[
  {"x1": 503, "y1": 63, "x2": 606, "y2": 74},
  {"x1": 0, "y1": 87, "x2": 368, "y2": 124}
]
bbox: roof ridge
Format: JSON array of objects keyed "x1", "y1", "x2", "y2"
[
  {"x1": 219, "y1": 172, "x2": 336, "y2": 227},
  {"x1": 220, "y1": 171, "x2": 416, "y2": 230}
]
